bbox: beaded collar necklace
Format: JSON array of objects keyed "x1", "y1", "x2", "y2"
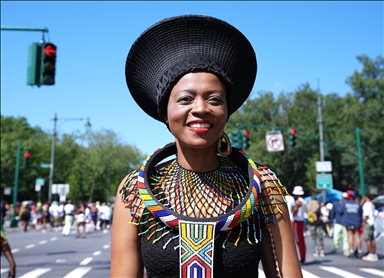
[
  {"x1": 137, "y1": 141, "x2": 262, "y2": 232},
  {"x1": 137, "y1": 141, "x2": 263, "y2": 278}
]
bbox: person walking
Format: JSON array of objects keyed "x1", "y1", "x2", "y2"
[
  {"x1": 341, "y1": 191, "x2": 364, "y2": 258},
  {"x1": 1, "y1": 222, "x2": 16, "y2": 278},
  {"x1": 90, "y1": 203, "x2": 98, "y2": 231},
  {"x1": 307, "y1": 199, "x2": 325, "y2": 257},
  {"x1": 100, "y1": 202, "x2": 111, "y2": 233},
  {"x1": 292, "y1": 185, "x2": 308, "y2": 265},
  {"x1": 361, "y1": 194, "x2": 378, "y2": 261},
  {"x1": 62, "y1": 200, "x2": 75, "y2": 236},
  {"x1": 286, "y1": 194, "x2": 295, "y2": 230},
  {"x1": 330, "y1": 192, "x2": 349, "y2": 255},
  {"x1": 18, "y1": 203, "x2": 31, "y2": 232},
  {"x1": 49, "y1": 201, "x2": 60, "y2": 229},
  {"x1": 75, "y1": 202, "x2": 87, "y2": 238}
]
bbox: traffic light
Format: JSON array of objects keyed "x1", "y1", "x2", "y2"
[
  {"x1": 41, "y1": 43, "x2": 57, "y2": 85},
  {"x1": 24, "y1": 151, "x2": 31, "y2": 168},
  {"x1": 27, "y1": 43, "x2": 42, "y2": 86},
  {"x1": 228, "y1": 130, "x2": 243, "y2": 148},
  {"x1": 242, "y1": 130, "x2": 250, "y2": 150},
  {"x1": 288, "y1": 129, "x2": 297, "y2": 147}
]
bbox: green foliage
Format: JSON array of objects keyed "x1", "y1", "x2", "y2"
[
  {"x1": 226, "y1": 55, "x2": 384, "y2": 197},
  {"x1": 1, "y1": 117, "x2": 145, "y2": 204}
]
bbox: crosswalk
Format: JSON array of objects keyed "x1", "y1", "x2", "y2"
[
  {"x1": 1, "y1": 266, "x2": 383, "y2": 278},
  {"x1": 258, "y1": 267, "x2": 384, "y2": 278}
]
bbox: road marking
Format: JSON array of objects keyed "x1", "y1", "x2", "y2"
[
  {"x1": 319, "y1": 266, "x2": 365, "y2": 278},
  {"x1": 63, "y1": 267, "x2": 92, "y2": 278},
  {"x1": 39, "y1": 240, "x2": 47, "y2": 244},
  {"x1": 103, "y1": 244, "x2": 109, "y2": 249},
  {"x1": 18, "y1": 268, "x2": 52, "y2": 278},
  {"x1": 51, "y1": 237, "x2": 57, "y2": 241},
  {"x1": 1, "y1": 269, "x2": 8, "y2": 274},
  {"x1": 302, "y1": 269, "x2": 321, "y2": 278},
  {"x1": 25, "y1": 244, "x2": 36, "y2": 249},
  {"x1": 79, "y1": 257, "x2": 93, "y2": 265},
  {"x1": 93, "y1": 251, "x2": 101, "y2": 256},
  {"x1": 11, "y1": 248, "x2": 19, "y2": 253},
  {"x1": 360, "y1": 268, "x2": 384, "y2": 277}
]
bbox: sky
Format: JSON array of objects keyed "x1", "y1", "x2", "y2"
[{"x1": 1, "y1": 1, "x2": 383, "y2": 156}]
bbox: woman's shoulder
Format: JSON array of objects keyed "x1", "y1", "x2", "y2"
[
  {"x1": 119, "y1": 170, "x2": 141, "y2": 203},
  {"x1": 255, "y1": 163, "x2": 284, "y2": 187}
]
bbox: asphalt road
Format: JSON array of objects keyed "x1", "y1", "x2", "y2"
[{"x1": 1, "y1": 224, "x2": 383, "y2": 278}]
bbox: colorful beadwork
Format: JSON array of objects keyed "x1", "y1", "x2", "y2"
[
  {"x1": 179, "y1": 220, "x2": 216, "y2": 278},
  {"x1": 136, "y1": 142, "x2": 262, "y2": 233}
]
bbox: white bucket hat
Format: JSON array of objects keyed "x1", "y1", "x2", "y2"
[{"x1": 292, "y1": 185, "x2": 305, "y2": 195}]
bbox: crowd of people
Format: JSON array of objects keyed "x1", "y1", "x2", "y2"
[
  {"x1": 288, "y1": 186, "x2": 383, "y2": 264},
  {"x1": 1, "y1": 199, "x2": 114, "y2": 237}
]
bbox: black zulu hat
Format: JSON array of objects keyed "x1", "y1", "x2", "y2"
[{"x1": 125, "y1": 14, "x2": 257, "y2": 123}]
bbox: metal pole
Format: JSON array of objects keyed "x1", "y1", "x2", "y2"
[
  {"x1": 356, "y1": 127, "x2": 365, "y2": 196},
  {"x1": 1, "y1": 26, "x2": 49, "y2": 32},
  {"x1": 317, "y1": 81, "x2": 327, "y2": 203},
  {"x1": 48, "y1": 113, "x2": 57, "y2": 203},
  {"x1": 11, "y1": 140, "x2": 21, "y2": 228}
]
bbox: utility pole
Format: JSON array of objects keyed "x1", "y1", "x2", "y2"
[
  {"x1": 47, "y1": 113, "x2": 91, "y2": 203},
  {"x1": 317, "y1": 81, "x2": 327, "y2": 203},
  {"x1": 356, "y1": 127, "x2": 365, "y2": 196},
  {"x1": 48, "y1": 113, "x2": 57, "y2": 203}
]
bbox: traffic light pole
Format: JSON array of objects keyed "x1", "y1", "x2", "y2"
[
  {"x1": 10, "y1": 140, "x2": 21, "y2": 228},
  {"x1": 1, "y1": 26, "x2": 48, "y2": 33},
  {"x1": 0, "y1": 26, "x2": 48, "y2": 42}
]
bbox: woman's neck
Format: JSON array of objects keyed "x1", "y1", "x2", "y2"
[{"x1": 175, "y1": 142, "x2": 219, "y2": 173}]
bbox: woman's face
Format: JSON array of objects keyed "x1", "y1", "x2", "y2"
[{"x1": 166, "y1": 72, "x2": 228, "y2": 150}]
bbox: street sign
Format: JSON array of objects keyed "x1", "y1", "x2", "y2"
[
  {"x1": 35, "y1": 184, "x2": 41, "y2": 192},
  {"x1": 266, "y1": 131, "x2": 285, "y2": 152},
  {"x1": 35, "y1": 178, "x2": 45, "y2": 186},
  {"x1": 316, "y1": 173, "x2": 333, "y2": 189},
  {"x1": 40, "y1": 163, "x2": 51, "y2": 168},
  {"x1": 316, "y1": 161, "x2": 332, "y2": 172},
  {"x1": 52, "y1": 184, "x2": 70, "y2": 195}
]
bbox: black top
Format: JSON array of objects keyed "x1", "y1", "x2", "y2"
[{"x1": 139, "y1": 208, "x2": 263, "y2": 278}]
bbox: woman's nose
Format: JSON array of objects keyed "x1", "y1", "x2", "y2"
[{"x1": 191, "y1": 98, "x2": 209, "y2": 114}]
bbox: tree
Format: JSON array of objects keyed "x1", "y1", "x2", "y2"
[
  {"x1": 66, "y1": 129, "x2": 144, "y2": 203},
  {"x1": 226, "y1": 55, "x2": 384, "y2": 196}
]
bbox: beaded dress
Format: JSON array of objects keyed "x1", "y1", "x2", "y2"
[{"x1": 120, "y1": 144, "x2": 288, "y2": 278}]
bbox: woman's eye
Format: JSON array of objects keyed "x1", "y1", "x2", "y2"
[
  {"x1": 208, "y1": 96, "x2": 223, "y2": 103},
  {"x1": 176, "y1": 96, "x2": 193, "y2": 103}
]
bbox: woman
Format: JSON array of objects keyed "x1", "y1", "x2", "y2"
[
  {"x1": 1, "y1": 222, "x2": 16, "y2": 278},
  {"x1": 75, "y1": 202, "x2": 87, "y2": 238},
  {"x1": 111, "y1": 15, "x2": 302, "y2": 278},
  {"x1": 307, "y1": 199, "x2": 325, "y2": 257}
]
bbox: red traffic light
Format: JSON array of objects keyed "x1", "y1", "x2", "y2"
[
  {"x1": 44, "y1": 43, "x2": 57, "y2": 57},
  {"x1": 24, "y1": 151, "x2": 31, "y2": 159},
  {"x1": 290, "y1": 129, "x2": 297, "y2": 135},
  {"x1": 244, "y1": 130, "x2": 250, "y2": 137}
]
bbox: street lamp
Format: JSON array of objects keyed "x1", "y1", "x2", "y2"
[{"x1": 48, "y1": 113, "x2": 91, "y2": 203}]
